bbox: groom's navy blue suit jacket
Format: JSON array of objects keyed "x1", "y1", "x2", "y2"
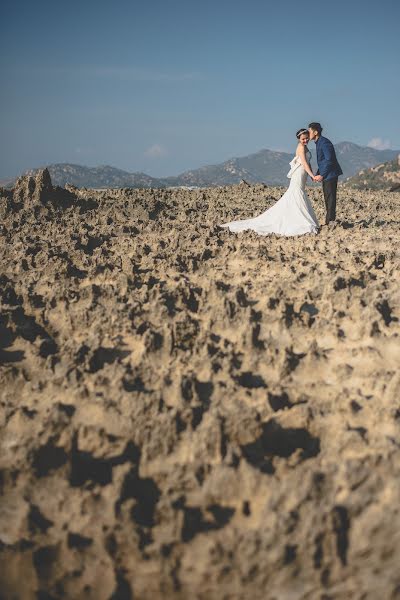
[{"x1": 315, "y1": 136, "x2": 343, "y2": 181}]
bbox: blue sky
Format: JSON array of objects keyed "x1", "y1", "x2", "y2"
[{"x1": 1, "y1": 0, "x2": 399, "y2": 178}]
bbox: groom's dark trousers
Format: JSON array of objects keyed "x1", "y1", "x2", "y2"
[
  {"x1": 315, "y1": 136, "x2": 343, "y2": 224},
  {"x1": 322, "y1": 177, "x2": 338, "y2": 224}
]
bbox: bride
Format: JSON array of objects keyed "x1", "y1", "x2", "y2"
[{"x1": 219, "y1": 129, "x2": 319, "y2": 236}]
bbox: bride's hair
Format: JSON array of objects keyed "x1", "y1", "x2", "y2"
[{"x1": 296, "y1": 128, "x2": 308, "y2": 139}]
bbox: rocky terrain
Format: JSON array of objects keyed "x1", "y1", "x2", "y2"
[
  {"x1": 3, "y1": 142, "x2": 399, "y2": 190},
  {"x1": 345, "y1": 154, "x2": 400, "y2": 191},
  {"x1": 0, "y1": 170, "x2": 399, "y2": 600}
]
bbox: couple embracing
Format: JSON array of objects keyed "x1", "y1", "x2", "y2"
[{"x1": 220, "y1": 122, "x2": 343, "y2": 236}]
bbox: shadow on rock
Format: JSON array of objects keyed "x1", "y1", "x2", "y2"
[{"x1": 241, "y1": 418, "x2": 320, "y2": 474}]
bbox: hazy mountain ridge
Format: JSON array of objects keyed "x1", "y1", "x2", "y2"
[
  {"x1": 0, "y1": 177, "x2": 16, "y2": 189},
  {"x1": 171, "y1": 143, "x2": 399, "y2": 188},
  {"x1": 345, "y1": 154, "x2": 400, "y2": 190},
  {"x1": 22, "y1": 163, "x2": 164, "y2": 189},
  {"x1": 3, "y1": 142, "x2": 399, "y2": 189},
  {"x1": 165, "y1": 149, "x2": 293, "y2": 187}
]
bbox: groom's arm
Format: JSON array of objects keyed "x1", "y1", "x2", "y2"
[{"x1": 318, "y1": 139, "x2": 336, "y2": 179}]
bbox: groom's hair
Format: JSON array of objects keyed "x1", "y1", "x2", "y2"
[{"x1": 308, "y1": 122, "x2": 323, "y2": 134}]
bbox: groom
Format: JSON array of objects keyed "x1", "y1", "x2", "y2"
[{"x1": 308, "y1": 122, "x2": 343, "y2": 226}]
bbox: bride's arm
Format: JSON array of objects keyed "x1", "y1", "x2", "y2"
[{"x1": 298, "y1": 145, "x2": 314, "y2": 179}]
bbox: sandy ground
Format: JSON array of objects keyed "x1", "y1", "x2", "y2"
[{"x1": 1, "y1": 170, "x2": 399, "y2": 600}]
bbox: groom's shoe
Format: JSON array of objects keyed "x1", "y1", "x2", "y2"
[{"x1": 327, "y1": 221, "x2": 337, "y2": 229}]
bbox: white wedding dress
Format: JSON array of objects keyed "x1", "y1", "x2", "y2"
[{"x1": 219, "y1": 149, "x2": 319, "y2": 236}]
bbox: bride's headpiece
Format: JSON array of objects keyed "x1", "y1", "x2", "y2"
[{"x1": 296, "y1": 128, "x2": 308, "y2": 139}]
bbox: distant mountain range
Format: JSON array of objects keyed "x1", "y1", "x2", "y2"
[
  {"x1": 345, "y1": 154, "x2": 400, "y2": 190},
  {"x1": 0, "y1": 177, "x2": 15, "y2": 189},
  {"x1": 2, "y1": 142, "x2": 399, "y2": 189}
]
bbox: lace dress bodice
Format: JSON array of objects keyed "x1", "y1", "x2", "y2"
[{"x1": 287, "y1": 149, "x2": 312, "y2": 177}]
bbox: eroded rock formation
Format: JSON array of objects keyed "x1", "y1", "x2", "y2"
[{"x1": 0, "y1": 174, "x2": 399, "y2": 599}]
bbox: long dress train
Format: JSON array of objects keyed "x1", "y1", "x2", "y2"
[{"x1": 219, "y1": 149, "x2": 319, "y2": 236}]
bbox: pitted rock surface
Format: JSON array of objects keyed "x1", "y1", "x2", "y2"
[{"x1": 0, "y1": 173, "x2": 399, "y2": 599}]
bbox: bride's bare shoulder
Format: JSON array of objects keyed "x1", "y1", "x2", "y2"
[{"x1": 296, "y1": 143, "x2": 305, "y2": 156}]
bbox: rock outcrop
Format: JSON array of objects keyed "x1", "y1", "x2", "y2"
[{"x1": 10, "y1": 168, "x2": 78, "y2": 213}]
